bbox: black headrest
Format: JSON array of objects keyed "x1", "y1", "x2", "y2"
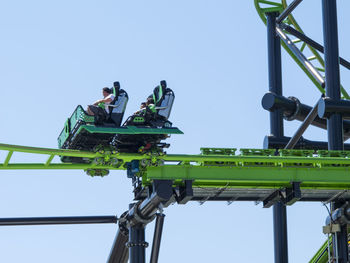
[
  {"x1": 112, "y1": 81, "x2": 120, "y2": 97},
  {"x1": 160, "y1": 80, "x2": 167, "y2": 88},
  {"x1": 153, "y1": 80, "x2": 167, "y2": 106}
]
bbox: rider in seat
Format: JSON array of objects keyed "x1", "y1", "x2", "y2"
[
  {"x1": 87, "y1": 87, "x2": 115, "y2": 124},
  {"x1": 123, "y1": 80, "x2": 174, "y2": 127},
  {"x1": 134, "y1": 102, "x2": 147, "y2": 116}
]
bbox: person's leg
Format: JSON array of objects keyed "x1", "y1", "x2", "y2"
[
  {"x1": 87, "y1": 106, "x2": 94, "y2": 115},
  {"x1": 87, "y1": 105, "x2": 100, "y2": 116},
  {"x1": 95, "y1": 107, "x2": 107, "y2": 124}
]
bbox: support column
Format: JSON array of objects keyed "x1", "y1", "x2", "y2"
[
  {"x1": 322, "y1": 0, "x2": 343, "y2": 150},
  {"x1": 266, "y1": 12, "x2": 288, "y2": 263},
  {"x1": 322, "y1": 1, "x2": 347, "y2": 261},
  {"x1": 129, "y1": 224, "x2": 146, "y2": 263}
]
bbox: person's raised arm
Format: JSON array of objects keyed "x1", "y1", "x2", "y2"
[{"x1": 93, "y1": 97, "x2": 112, "y2": 106}]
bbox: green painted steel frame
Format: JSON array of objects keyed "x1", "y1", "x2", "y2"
[
  {"x1": 143, "y1": 165, "x2": 350, "y2": 189},
  {"x1": 57, "y1": 105, "x2": 95, "y2": 148},
  {"x1": 2, "y1": 143, "x2": 350, "y2": 190},
  {"x1": 77, "y1": 125, "x2": 184, "y2": 135},
  {"x1": 309, "y1": 238, "x2": 331, "y2": 263}
]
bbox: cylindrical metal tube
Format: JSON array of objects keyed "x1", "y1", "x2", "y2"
[
  {"x1": 273, "y1": 202, "x2": 288, "y2": 263},
  {"x1": 267, "y1": 13, "x2": 284, "y2": 139},
  {"x1": 107, "y1": 228, "x2": 129, "y2": 263},
  {"x1": 262, "y1": 93, "x2": 327, "y2": 129},
  {"x1": 318, "y1": 98, "x2": 350, "y2": 119},
  {"x1": 138, "y1": 194, "x2": 163, "y2": 218},
  {"x1": 323, "y1": 0, "x2": 347, "y2": 261},
  {"x1": 129, "y1": 225, "x2": 146, "y2": 263},
  {"x1": 266, "y1": 11, "x2": 288, "y2": 263},
  {"x1": 323, "y1": 0, "x2": 343, "y2": 151},
  {"x1": 150, "y1": 214, "x2": 165, "y2": 263},
  {"x1": 262, "y1": 92, "x2": 296, "y2": 113},
  {"x1": 262, "y1": 93, "x2": 350, "y2": 139},
  {"x1": 0, "y1": 216, "x2": 117, "y2": 226}
]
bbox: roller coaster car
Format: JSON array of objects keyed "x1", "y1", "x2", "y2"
[
  {"x1": 58, "y1": 81, "x2": 182, "y2": 162},
  {"x1": 113, "y1": 80, "x2": 182, "y2": 152}
]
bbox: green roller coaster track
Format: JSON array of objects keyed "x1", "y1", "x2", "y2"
[{"x1": 3, "y1": 142, "x2": 350, "y2": 192}]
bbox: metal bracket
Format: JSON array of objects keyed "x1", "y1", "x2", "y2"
[
  {"x1": 263, "y1": 182, "x2": 301, "y2": 208},
  {"x1": 285, "y1": 182, "x2": 301, "y2": 205},
  {"x1": 323, "y1": 224, "x2": 341, "y2": 234},
  {"x1": 263, "y1": 190, "x2": 284, "y2": 208},
  {"x1": 176, "y1": 180, "x2": 193, "y2": 204}
]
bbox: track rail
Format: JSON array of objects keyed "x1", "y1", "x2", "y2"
[{"x1": 2, "y1": 143, "x2": 350, "y2": 190}]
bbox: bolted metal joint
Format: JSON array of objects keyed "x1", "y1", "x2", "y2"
[
  {"x1": 325, "y1": 203, "x2": 350, "y2": 226},
  {"x1": 126, "y1": 242, "x2": 149, "y2": 248},
  {"x1": 284, "y1": 96, "x2": 301, "y2": 121},
  {"x1": 128, "y1": 202, "x2": 156, "y2": 227},
  {"x1": 118, "y1": 211, "x2": 130, "y2": 236}
]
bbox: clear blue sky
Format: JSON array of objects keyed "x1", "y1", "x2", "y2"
[{"x1": 1, "y1": 0, "x2": 350, "y2": 262}]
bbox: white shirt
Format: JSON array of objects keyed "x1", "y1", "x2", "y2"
[{"x1": 104, "y1": 94, "x2": 115, "y2": 113}]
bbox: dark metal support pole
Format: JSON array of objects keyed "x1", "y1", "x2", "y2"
[
  {"x1": 150, "y1": 213, "x2": 165, "y2": 263},
  {"x1": 128, "y1": 202, "x2": 147, "y2": 263},
  {"x1": 276, "y1": 0, "x2": 303, "y2": 24},
  {"x1": 129, "y1": 224, "x2": 146, "y2": 263},
  {"x1": 127, "y1": 181, "x2": 173, "y2": 263},
  {"x1": 267, "y1": 13, "x2": 284, "y2": 138},
  {"x1": 322, "y1": 1, "x2": 343, "y2": 147},
  {"x1": 322, "y1": 1, "x2": 347, "y2": 262},
  {"x1": 266, "y1": 12, "x2": 288, "y2": 263},
  {"x1": 323, "y1": 0, "x2": 343, "y2": 151},
  {"x1": 0, "y1": 216, "x2": 118, "y2": 226}
]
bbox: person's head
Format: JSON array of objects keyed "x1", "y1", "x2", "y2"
[
  {"x1": 140, "y1": 102, "x2": 146, "y2": 109},
  {"x1": 146, "y1": 97, "x2": 154, "y2": 105},
  {"x1": 102, "y1": 87, "x2": 112, "y2": 97}
]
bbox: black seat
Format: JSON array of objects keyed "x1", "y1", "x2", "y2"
[
  {"x1": 152, "y1": 80, "x2": 175, "y2": 120},
  {"x1": 122, "y1": 80, "x2": 174, "y2": 127},
  {"x1": 107, "y1": 81, "x2": 129, "y2": 126}
]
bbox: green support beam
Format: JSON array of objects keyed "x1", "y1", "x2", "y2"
[{"x1": 143, "y1": 165, "x2": 350, "y2": 189}]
